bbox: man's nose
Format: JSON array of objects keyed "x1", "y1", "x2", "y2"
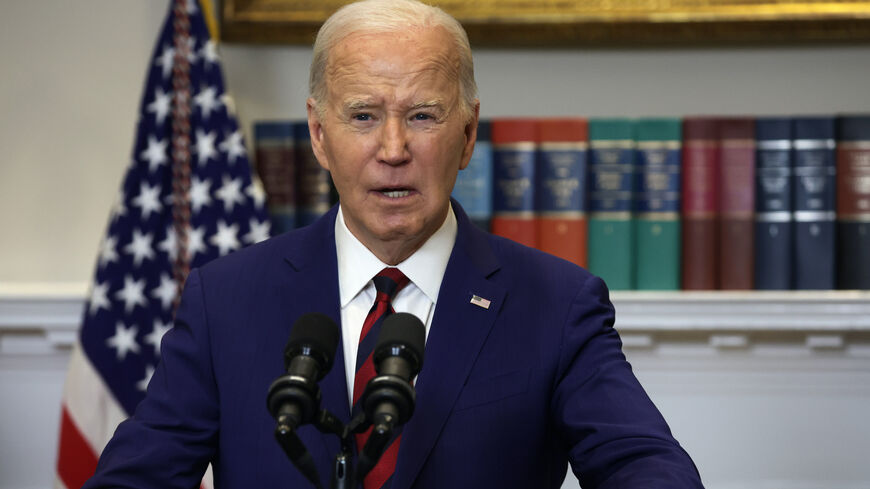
[{"x1": 377, "y1": 117, "x2": 410, "y2": 166}]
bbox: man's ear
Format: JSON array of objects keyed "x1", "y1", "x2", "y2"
[
  {"x1": 458, "y1": 101, "x2": 481, "y2": 171},
  {"x1": 307, "y1": 98, "x2": 330, "y2": 171}
]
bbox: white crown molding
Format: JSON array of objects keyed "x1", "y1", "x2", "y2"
[{"x1": 1, "y1": 284, "x2": 869, "y2": 354}]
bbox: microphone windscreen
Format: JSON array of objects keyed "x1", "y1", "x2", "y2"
[
  {"x1": 376, "y1": 312, "x2": 425, "y2": 371},
  {"x1": 285, "y1": 312, "x2": 339, "y2": 372}
]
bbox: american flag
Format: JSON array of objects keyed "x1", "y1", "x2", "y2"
[{"x1": 55, "y1": 1, "x2": 269, "y2": 487}]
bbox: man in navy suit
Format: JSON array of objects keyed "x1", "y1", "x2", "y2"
[{"x1": 85, "y1": 0, "x2": 703, "y2": 487}]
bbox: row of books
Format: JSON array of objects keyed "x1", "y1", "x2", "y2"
[
  {"x1": 253, "y1": 121, "x2": 337, "y2": 234},
  {"x1": 252, "y1": 116, "x2": 870, "y2": 291}
]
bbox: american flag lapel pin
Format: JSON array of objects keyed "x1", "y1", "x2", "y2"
[{"x1": 470, "y1": 294, "x2": 491, "y2": 309}]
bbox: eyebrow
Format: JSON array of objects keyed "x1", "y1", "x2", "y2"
[
  {"x1": 340, "y1": 99, "x2": 447, "y2": 112},
  {"x1": 341, "y1": 99, "x2": 376, "y2": 112},
  {"x1": 409, "y1": 100, "x2": 445, "y2": 111}
]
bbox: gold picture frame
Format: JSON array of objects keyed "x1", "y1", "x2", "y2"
[{"x1": 221, "y1": 0, "x2": 870, "y2": 46}]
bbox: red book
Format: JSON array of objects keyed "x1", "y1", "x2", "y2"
[
  {"x1": 491, "y1": 119, "x2": 537, "y2": 248},
  {"x1": 719, "y1": 118, "x2": 756, "y2": 290},
  {"x1": 837, "y1": 115, "x2": 870, "y2": 289},
  {"x1": 682, "y1": 118, "x2": 720, "y2": 290},
  {"x1": 534, "y1": 118, "x2": 589, "y2": 267}
]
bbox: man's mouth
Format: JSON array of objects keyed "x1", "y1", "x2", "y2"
[{"x1": 379, "y1": 188, "x2": 412, "y2": 198}]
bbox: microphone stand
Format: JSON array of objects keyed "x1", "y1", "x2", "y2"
[{"x1": 273, "y1": 406, "x2": 396, "y2": 489}]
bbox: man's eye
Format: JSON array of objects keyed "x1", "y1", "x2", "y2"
[
  {"x1": 412, "y1": 113, "x2": 433, "y2": 121},
  {"x1": 352, "y1": 113, "x2": 372, "y2": 121}
]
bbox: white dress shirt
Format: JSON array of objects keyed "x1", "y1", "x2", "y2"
[{"x1": 335, "y1": 204, "x2": 457, "y2": 407}]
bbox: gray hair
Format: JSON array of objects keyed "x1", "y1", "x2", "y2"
[{"x1": 309, "y1": 0, "x2": 477, "y2": 121}]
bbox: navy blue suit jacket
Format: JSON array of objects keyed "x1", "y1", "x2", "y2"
[{"x1": 86, "y1": 202, "x2": 703, "y2": 488}]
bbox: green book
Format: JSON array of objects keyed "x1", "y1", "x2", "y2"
[
  {"x1": 588, "y1": 119, "x2": 636, "y2": 290},
  {"x1": 635, "y1": 118, "x2": 682, "y2": 290}
]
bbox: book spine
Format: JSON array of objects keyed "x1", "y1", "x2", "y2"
[
  {"x1": 294, "y1": 122, "x2": 332, "y2": 228},
  {"x1": 719, "y1": 118, "x2": 756, "y2": 290},
  {"x1": 491, "y1": 119, "x2": 537, "y2": 248},
  {"x1": 793, "y1": 117, "x2": 837, "y2": 290},
  {"x1": 253, "y1": 121, "x2": 296, "y2": 234},
  {"x1": 588, "y1": 119, "x2": 635, "y2": 290},
  {"x1": 635, "y1": 118, "x2": 682, "y2": 290},
  {"x1": 535, "y1": 118, "x2": 589, "y2": 267},
  {"x1": 452, "y1": 120, "x2": 493, "y2": 231},
  {"x1": 754, "y1": 118, "x2": 794, "y2": 289},
  {"x1": 682, "y1": 118, "x2": 720, "y2": 290},
  {"x1": 836, "y1": 115, "x2": 870, "y2": 289}
]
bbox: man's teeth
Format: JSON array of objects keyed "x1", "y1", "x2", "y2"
[{"x1": 382, "y1": 190, "x2": 410, "y2": 198}]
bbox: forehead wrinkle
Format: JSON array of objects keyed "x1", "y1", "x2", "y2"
[{"x1": 323, "y1": 28, "x2": 463, "y2": 113}]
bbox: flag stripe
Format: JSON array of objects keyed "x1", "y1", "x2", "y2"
[
  {"x1": 57, "y1": 407, "x2": 100, "y2": 489},
  {"x1": 62, "y1": 344, "x2": 128, "y2": 452}
]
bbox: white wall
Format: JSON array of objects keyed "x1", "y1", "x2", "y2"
[{"x1": 2, "y1": 1, "x2": 870, "y2": 488}]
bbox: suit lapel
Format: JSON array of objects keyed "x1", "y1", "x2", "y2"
[
  {"x1": 278, "y1": 205, "x2": 352, "y2": 462},
  {"x1": 392, "y1": 204, "x2": 505, "y2": 489}
]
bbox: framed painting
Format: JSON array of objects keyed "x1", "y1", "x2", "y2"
[{"x1": 221, "y1": 0, "x2": 870, "y2": 46}]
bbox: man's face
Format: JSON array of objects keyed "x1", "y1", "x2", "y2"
[{"x1": 308, "y1": 26, "x2": 478, "y2": 263}]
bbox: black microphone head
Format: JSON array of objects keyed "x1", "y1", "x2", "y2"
[
  {"x1": 373, "y1": 312, "x2": 425, "y2": 374},
  {"x1": 284, "y1": 312, "x2": 339, "y2": 376}
]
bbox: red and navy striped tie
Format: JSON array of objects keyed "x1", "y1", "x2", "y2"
[{"x1": 353, "y1": 267, "x2": 410, "y2": 489}]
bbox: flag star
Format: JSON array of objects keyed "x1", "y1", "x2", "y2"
[
  {"x1": 194, "y1": 86, "x2": 222, "y2": 121},
  {"x1": 158, "y1": 226, "x2": 178, "y2": 262},
  {"x1": 115, "y1": 275, "x2": 147, "y2": 313},
  {"x1": 187, "y1": 225, "x2": 207, "y2": 260},
  {"x1": 195, "y1": 129, "x2": 218, "y2": 166},
  {"x1": 98, "y1": 235, "x2": 119, "y2": 268},
  {"x1": 140, "y1": 135, "x2": 168, "y2": 173},
  {"x1": 216, "y1": 175, "x2": 245, "y2": 212},
  {"x1": 190, "y1": 176, "x2": 213, "y2": 213},
  {"x1": 131, "y1": 182, "x2": 163, "y2": 219},
  {"x1": 151, "y1": 273, "x2": 177, "y2": 311},
  {"x1": 246, "y1": 178, "x2": 267, "y2": 208},
  {"x1": 145, "y1": 320, "x2": 173, "y2": 355},
  {"x1": 136, "y1": 365, "x2": 156, "y2": 392},
  {"x1": 111, "y1": 189, "x2": 127, "y2": 222},
  {"x1": 106, "y1": 322, "x2": 141, "y2": 361},
  {"x1": 146, "y1": 87, "x2": 172, "y2": 126},
  {"x1": 124, "y1": 229, "x2": 156, "y2": 267},
  {"x1": 155, "y1": 45, "x2": 175, "y2": 79},
  {"x1": 244, "y1": 219, "x2": 271, "y2": 244},
  {"x1": 88, "y1": 281, "x2": 111, "y2": 316},
  {"x1": 218, "y1": 130, "x2": 246, "y2": 164},
  {"x1": 183, "y1": 36, "x2": 199, "y2": 64},
  {"x1": 201, "y1": 40, "x2": 219, "y2": 68},
  {"x1": 210, "y1": 220, "x2": 241, "y2": 255}
]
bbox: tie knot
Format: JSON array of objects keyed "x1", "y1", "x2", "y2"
[{"x1": 373, "y1": 267, "x2": 409, "y2": 302}]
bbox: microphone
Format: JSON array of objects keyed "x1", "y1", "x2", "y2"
[
  {"x1": 356, "y1": 313, "x2": 425, "y2": 480},
  {"x1": 267, "y1": 313, "x2": 339, "y2": 489},
  {"x1": 362, "y1": 312, "x2": 425, "y2": 428},
  {"x1": 267, "y1": 312, "x2": 339, "y2": 431}
]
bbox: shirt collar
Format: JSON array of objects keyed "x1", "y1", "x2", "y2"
[{"x1": 335, "y1": 203, "x2": 458, "y2": 308}]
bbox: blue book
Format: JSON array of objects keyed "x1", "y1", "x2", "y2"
[
  {"x1": 452, "y1": 120, "x2": 493, "y2": 231},
  {"x1": 293, "y1": 122, "x2": 332, "y2": 227},
  {"x1": 793, "y1": 117, "x2": 837, "y2": 290},
  {"x1": 754, "y1": 118, "x2": 793, "y2": 290},
  {"x1": 491, "y1": 119, "x2": 537, "y2": 248},
  {"x1": 836, "y1": 115, "x2": 870, "y2": 289},
  {"x1": 253, "y1": 121, "x2": 296, "y2": 234}
]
